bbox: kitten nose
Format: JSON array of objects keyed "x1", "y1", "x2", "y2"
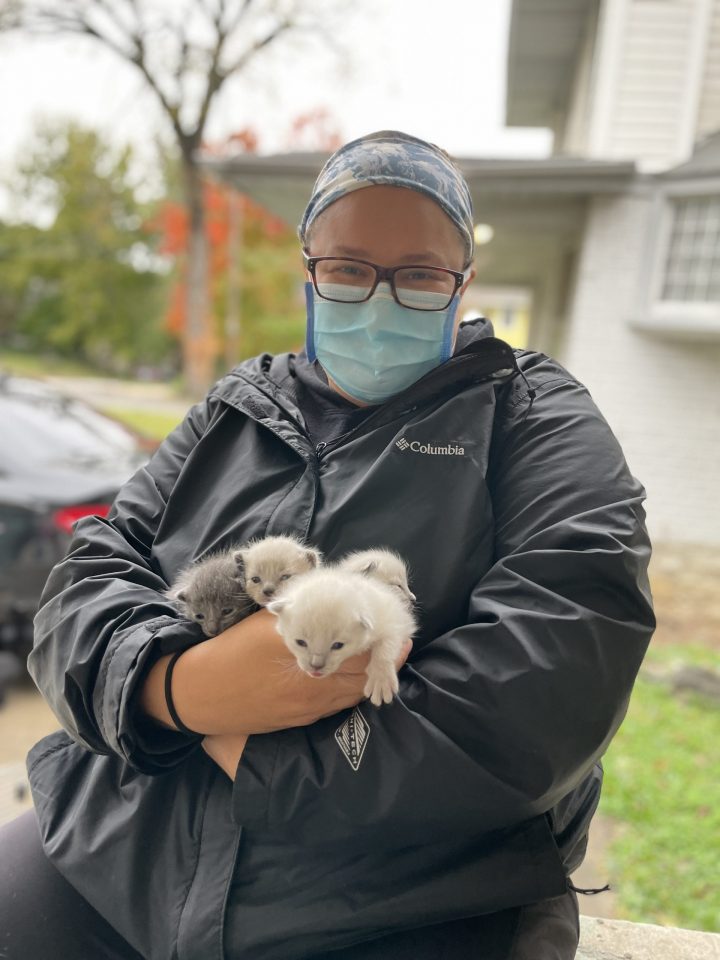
[
  {"x1": 262, "y1": 586, "x2": 275, "y2": 597},
  {"x1": 310, "y1": 654, "x2": 326, "y2": 669}
]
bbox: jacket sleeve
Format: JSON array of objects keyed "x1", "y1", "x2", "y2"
[
  {"x1": 27, "y1": 399, "x2": 212, "y2": 774},
  {"x1": 232, "y1": 357, "x2": 656, "y2": 846}
]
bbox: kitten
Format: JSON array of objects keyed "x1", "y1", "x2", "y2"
[
  {"x1": 166, "y1": 551, "x2": 253, "y2": 638},
  {"x1": 233, "y1": 535, "x2": 322, "y2": 606},
  {"x1": 266, "y1": 568, "x2": 416, "y2": 706},
  {"x1": 338, "y1": 547, "x2": 416, "y2": 607}
]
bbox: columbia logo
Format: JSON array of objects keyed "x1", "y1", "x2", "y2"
[{"x1": 395, "y1": 437, "x2": 466, "y2": 457}]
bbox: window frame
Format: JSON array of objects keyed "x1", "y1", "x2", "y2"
[{"x1": 631, "y1": 176, "x2": 720, "y2": 340}]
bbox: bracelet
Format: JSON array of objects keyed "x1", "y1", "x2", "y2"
[{"x1": 164, "y1": 650, "x2": 201, "y2": 736}]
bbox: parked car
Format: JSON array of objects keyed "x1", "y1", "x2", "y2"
[{"x1": 0, "y1": 374, "x2": 153, "y2": 678}]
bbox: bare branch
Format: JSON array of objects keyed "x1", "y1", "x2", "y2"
[
  {"x1": 190, "y1": 11, "x2": 297, "y2": 144},
  {"x1": 222, "y1": 0, "x2": 255, "y2": 35},
  {"x1": 190, "y1": 0, "x2": 234, "y2": 142},
  {"x1": 93, "y1": 0, "x2": 138, "y2": 43},
  {"x1": 218, "y1": 17, "x2": 293, "y2": 81}
]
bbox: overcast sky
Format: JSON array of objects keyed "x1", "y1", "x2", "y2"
[{"x1": 0, "y1": 0, "x2": 552, "y2": 212}]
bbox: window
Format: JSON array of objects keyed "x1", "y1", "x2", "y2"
[
  {"x1": 661, "y1": 196, "x2": 720, "y2": 302},
  {"x1": 630, "y1": 180, "x2": 720, "y2": 340}
]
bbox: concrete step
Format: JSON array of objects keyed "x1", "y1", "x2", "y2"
[{"x1": 578, "y1": 915, "x2": 720, "y2": 959}]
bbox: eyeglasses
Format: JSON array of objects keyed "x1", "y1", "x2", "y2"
[{"x1": 303, "y1": 254, "x2": 471, "y2": 312}]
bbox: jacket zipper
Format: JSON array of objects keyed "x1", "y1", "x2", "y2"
[
  {"x1": 231, "y1": 349, "x2": 518, "y2": 463},
  {"x1": 313, "y1": 358, "x2": 518, "y2": 461}
]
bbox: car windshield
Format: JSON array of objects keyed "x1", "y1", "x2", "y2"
[{"x1": 0, "y1": 393, "x2": 139, "y2": 471}]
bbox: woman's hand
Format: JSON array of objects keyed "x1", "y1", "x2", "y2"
[
  {"x1": 200, "y1": 628, "x2": 413, "y2": 780},
  {"x1": 140, "y1": 607, "x2": 413, "y2": 737}
]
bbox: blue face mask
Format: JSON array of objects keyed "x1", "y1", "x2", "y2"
[{"x1": 305, "y1": 282, "x2": 460, "y2": 404}]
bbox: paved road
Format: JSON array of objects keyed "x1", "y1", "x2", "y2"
[{"x1": 0, "y1": 682, "x2": 58, "y2": 826}]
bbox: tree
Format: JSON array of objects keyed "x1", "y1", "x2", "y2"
[
  {"x1": 2, "y1": 0, "x2": 351, "y2": 396},
  {"x1": 152, "y1": 125, "x2": 312, "y2": 376},
  {"x1": 0, "y1": 121, "x2": 173, "y2": 373}
]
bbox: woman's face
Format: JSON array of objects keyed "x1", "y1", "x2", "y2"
[{"x1": 306, "y1": 185, "x2": 475, "y2": 404}]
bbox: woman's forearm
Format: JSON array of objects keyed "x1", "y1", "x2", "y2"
[{"x1": 138, "y1": 608, "x2": 380, "y2": 737}]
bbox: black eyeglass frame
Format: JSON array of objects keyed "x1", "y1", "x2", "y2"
[{"x1": 303, "y1": 253, "x2": 471, "y2": 312}]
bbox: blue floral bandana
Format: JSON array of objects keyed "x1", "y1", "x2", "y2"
[{"x1": 298, "y1": 130, "x2": 475, "y2": 267}]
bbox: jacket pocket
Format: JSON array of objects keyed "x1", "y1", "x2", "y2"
[{"x1": 545, "y1": 761, "x2": 604, "y2": 874}]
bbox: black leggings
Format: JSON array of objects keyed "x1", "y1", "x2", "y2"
[{"x1": 0, "y1": 810, "x2": 579, "y2": 960}]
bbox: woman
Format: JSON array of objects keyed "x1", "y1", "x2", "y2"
[{"x1": 0, "y1": 131, "x2": 655, "y2": 959}]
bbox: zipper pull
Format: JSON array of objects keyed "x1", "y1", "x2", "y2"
[{"x1": 315, "y1": 441, "x2": 327, "y2": 457}]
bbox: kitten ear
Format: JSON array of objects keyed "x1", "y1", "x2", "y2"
[
  {"x1": 304, "y1": 547, "x2": 322, "y2": 568},
  {"x1": 232, "y1": 550, "x2": 246, "y2": 578},
  {"x1": 359, "y1": 561, "x2": 378, "y2": 576},
  {"x1": 357, "y1": 612, "x2": 373, "y2": 631},
  {"x1": 174, "y1": 588, "x2": 188, "y2": 603},
  {"x1": 266, "y1": 597, "x2": 291, "y2": 616}
]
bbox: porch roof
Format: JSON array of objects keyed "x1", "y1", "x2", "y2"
[
  {"x1": 505, "y1": 0, "x2": 599, "y2": 129},
  {"x1": 201, "y1": 151, "x2": 636, "y2": 228}
]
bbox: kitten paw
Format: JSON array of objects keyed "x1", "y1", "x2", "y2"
[{"x1": 364, "y1": 670, "x2": 398, "y2": 706}]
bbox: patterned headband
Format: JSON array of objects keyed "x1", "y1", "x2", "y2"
[{"x1": 298, "y1": 130, "x2": 474, "y2": 266}]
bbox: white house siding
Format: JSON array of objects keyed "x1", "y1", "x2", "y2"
[
  {"x1": 697, "y1": 0, "x2": 720, "y2": 140},
  {"x1": 594, "y1": 0, "x2": 707, "y2": 170},
  {"x1": 558, "y1": 192, "x2": 720, "y2": 545},
  {"x1": 561, "y1": 9, "x2": 599, "y2": 156}
]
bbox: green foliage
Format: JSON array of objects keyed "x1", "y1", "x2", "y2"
[
  {"x1": 0, "y1": 121, "x2": 174, "y2": 374},
  {"x1": 600, "y1": 645, "x2": 720, "y2": 931},
  {"x1": 217, "y1": 241, "x2": 307, "y2": 373}
]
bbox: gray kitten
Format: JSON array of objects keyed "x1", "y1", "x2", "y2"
[
  {"x1": 166, "y1": 551, "x2": 253, "y2": 638},
  {"x1": 338, "y1": 547, "x2": 416, "y2": 606},
  {"x1": 267, "y1": 568, "x2": 416, "y2": 706},
  {"x1": 233, "y1": 535, "x2": 322, "y2": 606}
]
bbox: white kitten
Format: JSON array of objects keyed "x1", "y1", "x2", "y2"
[
  {"x1": 266, "y1": 568, "x2": 416, "y2": 706},
  {"x1": 233, "y1": 535, "x2": 322, "y2": 606},
  {"x1": 338, "y1": 547, "x2": 416, "y2": 607}
]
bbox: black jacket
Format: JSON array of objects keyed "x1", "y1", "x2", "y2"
[{"x1": 27, "y1": 320, "x2": 655, "y2": 960}]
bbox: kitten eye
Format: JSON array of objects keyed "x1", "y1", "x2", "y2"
[
  {"x1": 251, "y1": 576, "x2": 262, "y2": 584},
  {"x1": 280, "y1": 574, "x2": 292, "y2": 581},
  {"x1": 195, "y1": 613, "x2": 205, "y2": 620},
  {"x1": 295, "y1": 639, "x2": 308, "y2": 648},
  {"x1": 221, "y1": 607, "x2": 233, "y2": 615},
  {"x1": 330, "y1": 642, "x2": 344, "y2": 651}
]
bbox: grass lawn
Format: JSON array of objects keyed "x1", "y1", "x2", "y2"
[
  {"x1": 101, "y1": 406, "x2": 184, "y2": 442},
  {"x1": 0, "y1": 348, "x2": 101, "y2": 378},
  {"x1": 599, "y1": 643, "x2": 720, "y2": 932}
]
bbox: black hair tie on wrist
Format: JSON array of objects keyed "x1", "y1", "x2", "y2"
[{"x1": 164, "y1": 650, "x2": 201, "y2": 737}]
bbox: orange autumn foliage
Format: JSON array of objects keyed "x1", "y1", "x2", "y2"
[{"x1": 154, "y1": 180, "x2": 291, "y2": 338}]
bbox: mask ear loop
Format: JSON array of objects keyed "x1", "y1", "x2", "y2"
[
  {"x1": 304, "y1": 282, "x2": 317, "y2": 361},
  {"x1": 441, "y1": 296, "x2": 461, "y2": 361}
]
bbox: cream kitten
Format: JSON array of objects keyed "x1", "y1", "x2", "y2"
[
  {"x1": 338, "y1": 547, "x2": 416, "y2": 607},
  {"x1": 266, "y1": 568, "x2": 416, "y2": 706},
  {"x1": 233, "y1": 535, "x2": 322, "y2": 606}
]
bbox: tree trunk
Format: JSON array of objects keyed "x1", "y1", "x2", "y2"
[
  {"x1": 180, "y1": 154, "x2": 216, "y2": 397},
  {"x1": 225, "y1": 190, "x2": 243, "y2": 370}
]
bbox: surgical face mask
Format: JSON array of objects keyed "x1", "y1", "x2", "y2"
[{"x1": 305, "y1": 282, "x2": 460, "y2": 404}]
